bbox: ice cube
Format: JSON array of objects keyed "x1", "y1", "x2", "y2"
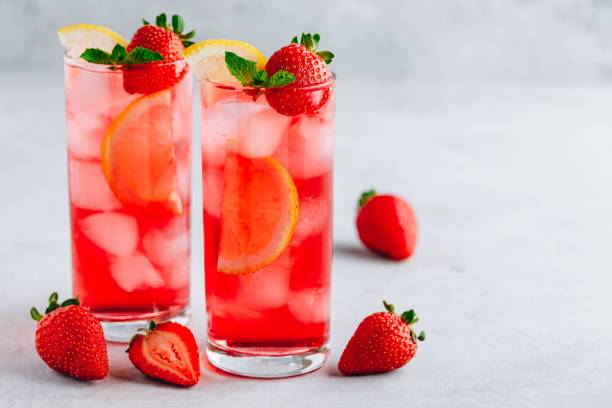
[
  {"x1": 288, "y1": 287, "x2": 329, "y2": 324},
  {"x1": 79, "y1": 212, "x2": 138, "y2": 257},
  {"x1": 202, "y1": 166, "x2": 224, "y2": 217},
  {"x1": 291, "y1": 197, "x2": 330, "y2": 245},
  {"x1": 237, "y1": 250, "x2": 292, "y2": 310},
  {"x1": 66, "y1": 111, "x2": 111, "y2": 160},
  {"x1": 234, "y1": 102, "x2": 289, "y2": 158},
  {"x1": 66, "y1": 65, "x2": 135, "y2": 115},
  {"x1": 142, "y1": 216, "x2": 190, "y2": 268},
  {"x1": 160, "y1": 254, "x2": 190, "y2": 290},
  {"x1": 282, "y1": 114, "x2": 334, "y2": 180},
  {"x1": 203, "y1": 101, "x2": 289, "y2": 162},
  {"x1": 176, "y1": 158, "x2": 191, "y2": 205},
  {"x1": 69, "y1": 159, "x2": 122, "y2": 211},
  {"x1": 110, "y1": 251, "x2": 164, "y2": 292},
  {"x1": 208, "y1": 295, "x2": 264, "y2": 321}
]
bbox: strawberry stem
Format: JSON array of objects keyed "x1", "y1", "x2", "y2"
[
  {"x1": 291, "y1": 33, "x2": 334, "y2": 64},
  {"x1": 31, "y1": 292, "x2": 80, "y2": 321},
  {"x1": 142, "y1": 13, "x2": 196, "y2": 48},
  {"x1": 383, "y1": 300, "x2": 395, "y2": 314},
  {"x1": 358, "y1": 189, "x2": 377, "y2": 208}
]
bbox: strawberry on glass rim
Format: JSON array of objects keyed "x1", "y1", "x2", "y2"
[{"x1": 76, "y1": 13, "x2": 196, "y2": 94}]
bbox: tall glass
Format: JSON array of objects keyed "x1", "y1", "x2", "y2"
[
  {"x1": 64, "y1": 57, "x2": 193, "y2": 341},
  {"x1": 201, "y1": 77, "x2": 335, "y2": 377}
]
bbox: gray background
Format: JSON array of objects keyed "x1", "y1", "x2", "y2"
[
  {"x1": 4, "y1": 0, "x2": 612, "y2": 80},
  {"x1": 1, "y1": 1, "x2": 612, "y2": 407}
]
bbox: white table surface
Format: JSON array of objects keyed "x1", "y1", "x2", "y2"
[{"x1": 1, "y1": 70, "x2": 611, "y2": 407}]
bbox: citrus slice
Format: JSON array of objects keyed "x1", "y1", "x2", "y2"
[
  {"x1": 58, "y1": 24, "x2": 127, "y2": 59},
  {"x1": 183, "y1": 39, "x2": 267, "y2": 82},
  {"x1": 218, "y1": 155, "x2": 299, "y2": 274},
  {"x1": 101, "y1": 90, "x2": 182, "y2": 214}
]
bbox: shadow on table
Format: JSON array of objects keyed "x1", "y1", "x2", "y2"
[{"x1": 333, "y1": 241, "x2": 394, "y2": 264}]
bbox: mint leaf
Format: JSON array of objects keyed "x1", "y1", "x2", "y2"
[
  {"x1": 126, "y1": 47, "x2": 164, "y2": 64},
  {"x1": 225, "y1": 51, "x2": 257, "y2": 86},
  {"x1": 110, "y1": 44, "x2": 127, "y2": 63},
  {"x1": 172, "y1": 14, "x2": 184, "y2": 33},
  {"x1": 317, "y1": 51, "x2": 334, "y2": 64},
  {"x1": 80, "y1": 48, "x2": 113, "y2": 64},
  {"x1": 267, "y1": 70, "x2": 296, "y2": 88},
  {"x1": 253, "y1": 70, "x2": 268, "y2": 86}
]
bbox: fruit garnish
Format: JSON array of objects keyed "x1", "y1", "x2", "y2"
[
  {"x1": 80, "y1": 43, "x2": 163, "y2": 65},
  {"x1": 128, "y1": 321, "x2": 200, "y2": 387},
  {"x1": 182, "y1": 39, "x2": 266, "y2": 82},
  {"x1": 122, "y1": 13, "x2": 194, "y2": 94},
  {"x1": 224, "y1": 51, "x2": 295, "y2": 95},
  {"x1": 101, "y1": 89, "x2": 183, "y2": 214},
  {"x1": 58, "y1": 24, "x2": 127, "y2": 58},
  {"x1": 264, "y1": 33, "x2": 335, "y2": 116},
  {"x1": 338, "y1": 301, "x2": 425, "y2": 376},
  {"x1": 133, "y1": 13, "x2": 196, "y2": 54},
  {"x1": 31, "y1": 292, "x2": 109, "y2": 381},
  {"x1": 217, "y1": 154, "x2": 299, "y2": 275},
  {"x1": 356, "y1": 189, "x2": 418, "y2": 260}
]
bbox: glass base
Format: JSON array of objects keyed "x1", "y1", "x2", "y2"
[
  {"x1": 98, "y1": 306, "x2": 190, "y2": 343},
  {"x1": 206, "y1": 340, "x2": 328, "y2": 378}
]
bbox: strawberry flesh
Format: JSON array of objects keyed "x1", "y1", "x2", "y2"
[{"x1": 128, "y1": 321, "x2": 200, "y2": 387}]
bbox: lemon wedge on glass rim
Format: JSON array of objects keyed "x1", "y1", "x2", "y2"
[
  {"x1": 58, "y1": 24, "x2": 127, "y2": 59},
  {"x1": 182, "y1": 39, "x2": 266, "y2": 83}
]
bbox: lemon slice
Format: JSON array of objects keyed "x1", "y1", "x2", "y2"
[
  {"x1": 182, "y1": 39, "x2": 266, "y2": 82},
  {"x1": 58, "y1": 24, "x2": 127, "y2": 59},
  {"x1": 217, "y1": 154, "x2": 299, "y2": 275},
  {"x1": 101, "y1": 90, "x2": 182, "y2": 215}
]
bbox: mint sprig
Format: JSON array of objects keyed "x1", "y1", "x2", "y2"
[
  {"x1": 225, "y1": 51, "x2": 296, "y2": 90},
  {"x1": 80, "y1": 44, "x2": 163, "y2": 65},
  {"x1": 291, "y1": 33, "x2": 334, "y2": 64},
  {"x1": 142, "y1": 13, "x2": 196, "y2": 48}
]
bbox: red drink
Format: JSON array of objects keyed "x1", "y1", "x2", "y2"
[
  {"x1": 64, "y1": 57, "x2": 192, "y2": 341},
  {"x1": 201, "y1": 77, "x2": 335, "y2": 376}
]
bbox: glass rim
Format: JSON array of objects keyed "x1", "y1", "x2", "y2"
[
  {"x1": 64, "y1": 53, "x2": 187, "y2": 72},
  {"x1": 202, "y1": 72, "x2": 336, "y2": 92}
]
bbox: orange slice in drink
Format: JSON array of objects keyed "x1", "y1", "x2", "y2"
[
  {"x1": 218, "y1": 154, "x2": 299, "y2": 274},
  {"x1": 101, "y1": 90, "x2": 182, "y2": 214}
]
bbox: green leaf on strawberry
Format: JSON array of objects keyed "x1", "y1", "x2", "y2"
[
  {"x1": 291, "y1": 32, "x2": 334, "y2": 64},
  {"x1": 81, "y1": 44, "x2": 163, "y2": 65},
  {"x1": 141, "y1": 13, "x2": 196, "y2": 48},
  {"x1": 224, "y1": 51, "x2": 296, "y2": 90}
]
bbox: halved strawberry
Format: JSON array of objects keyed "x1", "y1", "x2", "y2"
[{"x1": 127, "y1": 321, "x2": 200, "y2": 387}]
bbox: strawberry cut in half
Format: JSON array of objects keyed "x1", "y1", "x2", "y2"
[
  {"x1": 31, "y1": 292, "x2": 109, "y2": 381},
  {"x1": 265, "y1": 33, "x2": 335, "y2": 116},
  {"x1": 128, "y1": 321, "x2": 201, "y2": 387}
]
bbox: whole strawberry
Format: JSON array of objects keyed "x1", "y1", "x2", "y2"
[
  {"x1": 265, "y1": 33, "x2": 335, "y2": 116},
  {"x1": 128, "y1": 321, "x2": 200, "y2": 387},
  {"x1": 31, "y1": 292, "x2": 108, "y2": 381},
  {"x1": 123, "y1": 13, "x2": 195, "y2": 94},
  {"x1": 338, "y1": 301, "x2": 425, "y2": 376},
  {"x1": 356, "y1": 190, "x2": 418, "y2": 260}
]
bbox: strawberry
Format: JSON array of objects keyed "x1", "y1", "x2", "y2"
[
  {"x1": 264, "y1": 33, "x2": 335, "y2": 116},
  {"x1": 31, "y1": 292, "x2": 108, "y2": 381},
  {"x1": 338, "y1": 301, "x2": 425, "y2": 376},
  {"x1": 123, "y1": 13, "x2": 195, "y2": 94},
  {"x1": 128, "y1": 321, "x2": 200, "y2": 387},
  {"x1": 356, "y1": 190, "x2": 418, "y2": 260}
]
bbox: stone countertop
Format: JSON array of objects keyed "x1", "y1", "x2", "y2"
[{"x1": 1, "y1": 71, "x2": 611, "y2": 407}]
